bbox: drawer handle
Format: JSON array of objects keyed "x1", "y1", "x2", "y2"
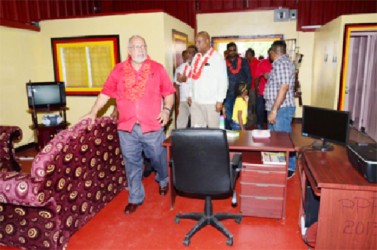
[{"x1": 254, "y1": 197, "x2": 269, "y2": 200}]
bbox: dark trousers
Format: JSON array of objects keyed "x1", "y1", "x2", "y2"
[{"x1": 256, "y1": 95, "x2": 266, "y2": 129}]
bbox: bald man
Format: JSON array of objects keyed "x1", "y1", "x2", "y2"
[{"x1": 187, "y1": 31, "x2": 228, "y2": 128}]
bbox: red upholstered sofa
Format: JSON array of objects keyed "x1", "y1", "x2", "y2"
[
  {"x1": 0, "y1": 117, "x2": 127, "y2": 249},
  {"x1": 0, "y1": 126, "x2": 22, "y2": 172}
]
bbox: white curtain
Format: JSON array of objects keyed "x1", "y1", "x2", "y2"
[{"x1": 345, "y1": 33, "x2": 377, "y2": 141}]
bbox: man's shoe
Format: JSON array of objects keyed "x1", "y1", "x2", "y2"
[
  {"x1": 124, "y1": 203, "x2": 141, "y2": 215},
  {"x1": 159, "y1": 185, "x2": 169, "y2": 196},
  {"x1": 287, "y1": 170, "x2": 296, "y2": 179}
]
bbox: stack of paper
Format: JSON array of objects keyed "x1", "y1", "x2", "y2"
[
  {"x1": 251, "y1": 129, "x2": 271, "y2": 138},
  {"x1": 261, "y1": 152, "x2": 286, "y2": 165}
]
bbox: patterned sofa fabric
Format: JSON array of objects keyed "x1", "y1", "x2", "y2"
[
  {"x1": 0, "y1": 126, "x2": 22, "y2": 172},
  {"x1": 0, "y1": 117, "x2": 126, "y2": 250}
]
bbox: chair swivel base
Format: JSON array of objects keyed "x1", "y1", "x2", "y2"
[{"x1": 175, "y1": 196, "x2": 242, "y2": 246}]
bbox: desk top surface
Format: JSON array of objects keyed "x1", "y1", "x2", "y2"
[
  {"x1": 163, "y1": 130, "x2": 295, "y2": 152},
  {"x1": 302, "y1": 147, "x2": 377, "y2": 191}
]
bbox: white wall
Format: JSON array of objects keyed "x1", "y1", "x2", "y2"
[{"x1": 0, "y1": 12, "x2": 194, "y2": 146}]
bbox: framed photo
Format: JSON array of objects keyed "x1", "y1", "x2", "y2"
[
  {"x1": 51, "y1": 35, "x2": 121, "y2": 96},
  {"x1": 172, "y1": 30, "x2": 188, "y2": 75}
]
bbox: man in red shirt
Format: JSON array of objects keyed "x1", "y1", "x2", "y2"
[
  {"x1": 81, "y1": 35, "x2": 175, "y2": 215},
  {"x1": 245, "y1": 48, "x2": 259, "y2": 127},
  {"x1": 255, "y1": 48, "x2": 272, "y2": 129}
]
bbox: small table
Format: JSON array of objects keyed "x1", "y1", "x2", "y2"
[{"x1": 163, "y1": 130, "x2": 296, "y2": 219}]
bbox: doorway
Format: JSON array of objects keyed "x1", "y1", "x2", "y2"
[{"x1": 342, "y1": 25, "x2": 377, "y2": 141}]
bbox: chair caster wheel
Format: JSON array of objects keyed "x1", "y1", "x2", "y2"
[
  {"x1": 175, "y1": 217, "x2": 180, "y2": 224},
  {"x1": 226, "y1": 237, "x2": 233, "y2": 246},
  {"x1": 183, "y1": 238, "x2": 190, "y2": 246},
  {"x1": 235, "y1": 217, "x2": 242, "y2": 224}
]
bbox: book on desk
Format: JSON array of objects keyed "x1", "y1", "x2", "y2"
[{"x1": 261, "y1": 152, "x2": 286, "y2": 165}]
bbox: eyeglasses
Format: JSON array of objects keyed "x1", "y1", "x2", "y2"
[{"x1": 129, "y1": 45, "x2": 147, "y2": 50}]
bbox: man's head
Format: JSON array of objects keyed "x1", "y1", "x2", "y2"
[
  {"x1": 227, "y1": 42, "x2": 238, "y2": 60},
  {"x1": 270, "y1": 40, "x2": 286, "y2": 61},
  {"x1": 181, "y1": 50, "x2": 188, "y2": 62},
  {"x1": 195, "y1": 31, "x2": 211, "y2": 54},
  {"x1": 128, "y1": 35, "x2": 148, "y2": 64},
  {"x1": 245, "y1": 48, "x2": 255, "y2": 61},
  {"x1": 186, "y1": 45, "x2": 197, "y2": 63}
]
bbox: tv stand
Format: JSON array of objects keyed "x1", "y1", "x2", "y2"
[
  {"x1": 311, "y1": 139, "x2": 334, "y2": 151},
  {"x1": 29, "y1": 107, "x2": 69, "y2": 150}
]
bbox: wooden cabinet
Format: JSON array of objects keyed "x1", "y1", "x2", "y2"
[
  {"x1": 29, "y1": 107, "x2": 69, "y2": 150},
  {"x1": 240, "y1": 152, "x2": 287, "y2": 219}
]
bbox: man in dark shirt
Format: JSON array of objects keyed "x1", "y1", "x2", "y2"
[{"x1": 224, "y1": 42, "x2": 252, "y2": 130}]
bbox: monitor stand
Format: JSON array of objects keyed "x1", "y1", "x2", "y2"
[{"x1": 312, "y1": 139, "x2": 334, "y2": 151}]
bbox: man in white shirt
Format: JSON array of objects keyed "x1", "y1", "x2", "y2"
[
  {"x1": 187, "y1": 31, "x2": 228, "y2": 128},
  {"x1": 174, "y1": 46, "x2": 197, "y2": 128}
]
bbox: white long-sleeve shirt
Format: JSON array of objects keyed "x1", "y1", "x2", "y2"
[
  {"x1": 174, "y1": 62, "x2": 191, "y2": 102},
  {"x1": 188, "y1": 49, "x2": 228, "y2": 104}
]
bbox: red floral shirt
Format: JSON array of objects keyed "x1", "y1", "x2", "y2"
[{"x1": 101, "y1": 57, "x2": 175, "y2": 133}]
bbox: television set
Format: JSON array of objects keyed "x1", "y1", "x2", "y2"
[
  {"x1": 26, "y1": 81, "x2": 66, "y2": 109},
  {"x1": 302, "y1": 105, "x2": 350, "y2": 151}
]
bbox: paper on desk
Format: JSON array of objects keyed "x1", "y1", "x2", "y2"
[{"x1": 251, "y1": 129, "x2": 271, "y2": 138}]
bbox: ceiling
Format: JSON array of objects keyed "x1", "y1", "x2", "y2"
[{"x1": 0, "y1": 0, "x2": 376, "y2": 31}]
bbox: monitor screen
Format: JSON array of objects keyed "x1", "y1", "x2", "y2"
[
  {"x1": 302, "y1": 105, "x2": 350, "y2": 151},
  {"x1": 26, "y1": 82, "x2": 66, "y2": 109}
]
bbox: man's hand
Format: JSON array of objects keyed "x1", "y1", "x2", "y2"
[
  {"x1": 268, "y1": 110, "x2": 277, "y2": 124},
  {"x1": 157, "y1": 109, "x2": 171, "y2": 126},
  {"x1": 187, "y1": 97, "x2": 192, "y2": 106},
  {"x1": 79, "y1": 112, "x2": 96, "y2": 123},
  {"x1": 215, "y1": 102, "x2": 223, "y2": 113}
]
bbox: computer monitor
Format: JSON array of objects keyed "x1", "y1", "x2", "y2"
[
  {"x1": 26, "y1": 82, "x2": 66, "y2": 109},
  {"x1": 302, "y1": 105, "x2": 350, "y2": 151}
]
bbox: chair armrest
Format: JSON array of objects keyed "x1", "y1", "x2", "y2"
[
  {"x1": 0, "y1": 126, "x2": 22, "y2": 172},
  {"x1": 0, "y1": 172, "x2": 49, "y2": 207}
]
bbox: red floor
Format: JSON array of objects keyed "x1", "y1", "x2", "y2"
[
  {"x1": 2, "y1": 123, "x2": 312, "y2": 250},
  {"x1": 0, "y1": 171, "x2": 307, "y2": 250}
]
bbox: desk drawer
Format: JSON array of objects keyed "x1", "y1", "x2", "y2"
[
  {"x1": 241, "y1": 169, "x2": 286, "y2": 185},
  {"x1": 243, "y1": 163, "x2": 286, "y2": 172},
  {"x1": 240, "y1": 182, "x2": 285, "y2": 197},
  {"x1": 240, "y1": 195, "x2": 284, "y2": 218}
]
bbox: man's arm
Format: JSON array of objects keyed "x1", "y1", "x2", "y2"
[
  {"x1": 158, "y1": 93, "x2": 175, "y2": 126},
  {"x1": 81, "y1": 93, "x2": 111, "y2": 122},
  {"x1": 267, "y1": 84, "x2": 289, "y2": 124},
  {"x1": 242, "y1": 59, "x2": 252, "y2": 89}
]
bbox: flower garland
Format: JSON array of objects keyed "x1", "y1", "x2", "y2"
[
  {"x1": 124, "y1": 56, "x2": 151, "y2": 101},
  {"x1": 189, "y1": 48, "x2": 214, "y2": 80},
  {"x1": 226, "y1": 57, "x2": 242, "y2": 75}
]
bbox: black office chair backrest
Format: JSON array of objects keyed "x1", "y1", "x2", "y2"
[{"x1": 171, "y1": 128, "x2": 231, "y2": 195}]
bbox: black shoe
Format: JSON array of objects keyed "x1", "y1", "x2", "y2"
[
  {"x1": 287, "y1": 170, "x2": 295, "y2": 179},
  {"x1": 124, "y1": 203, "x2": 142, "y2": 215},
  {"x1": 159, "y1": 185, "x2": 169, "y2": 196}
]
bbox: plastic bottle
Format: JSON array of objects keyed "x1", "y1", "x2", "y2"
[{"x1": 219, "y1": 115, "x2": 225, "y2": 130}]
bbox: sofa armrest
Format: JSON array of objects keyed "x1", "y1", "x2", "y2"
[
  {"x1": 0, "y1": 126, "x2": 22, "y2": 172},
  {"x1": 0, "y1": 172, "x2": 50, "y2": 206}
]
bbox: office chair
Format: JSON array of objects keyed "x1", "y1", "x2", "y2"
[{"x1": 170, "y1": 128, "x2": 242, "y2": 246}]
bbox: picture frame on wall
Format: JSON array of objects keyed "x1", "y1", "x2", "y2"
[{"x1": 51, "y1": 35, "x2": 121, "y2": 96}]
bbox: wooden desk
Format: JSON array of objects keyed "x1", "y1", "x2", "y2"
[
  {"x1": 298, "y1": 147, "x2": 377, "y2": 249},
  {"x1": 163, "y1": 130, "x2": 295, "y2": 219}
]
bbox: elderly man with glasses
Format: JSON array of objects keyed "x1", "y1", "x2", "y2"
[{"x1": 80, "y1": 35, "x2": 175, "y2": 215}]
